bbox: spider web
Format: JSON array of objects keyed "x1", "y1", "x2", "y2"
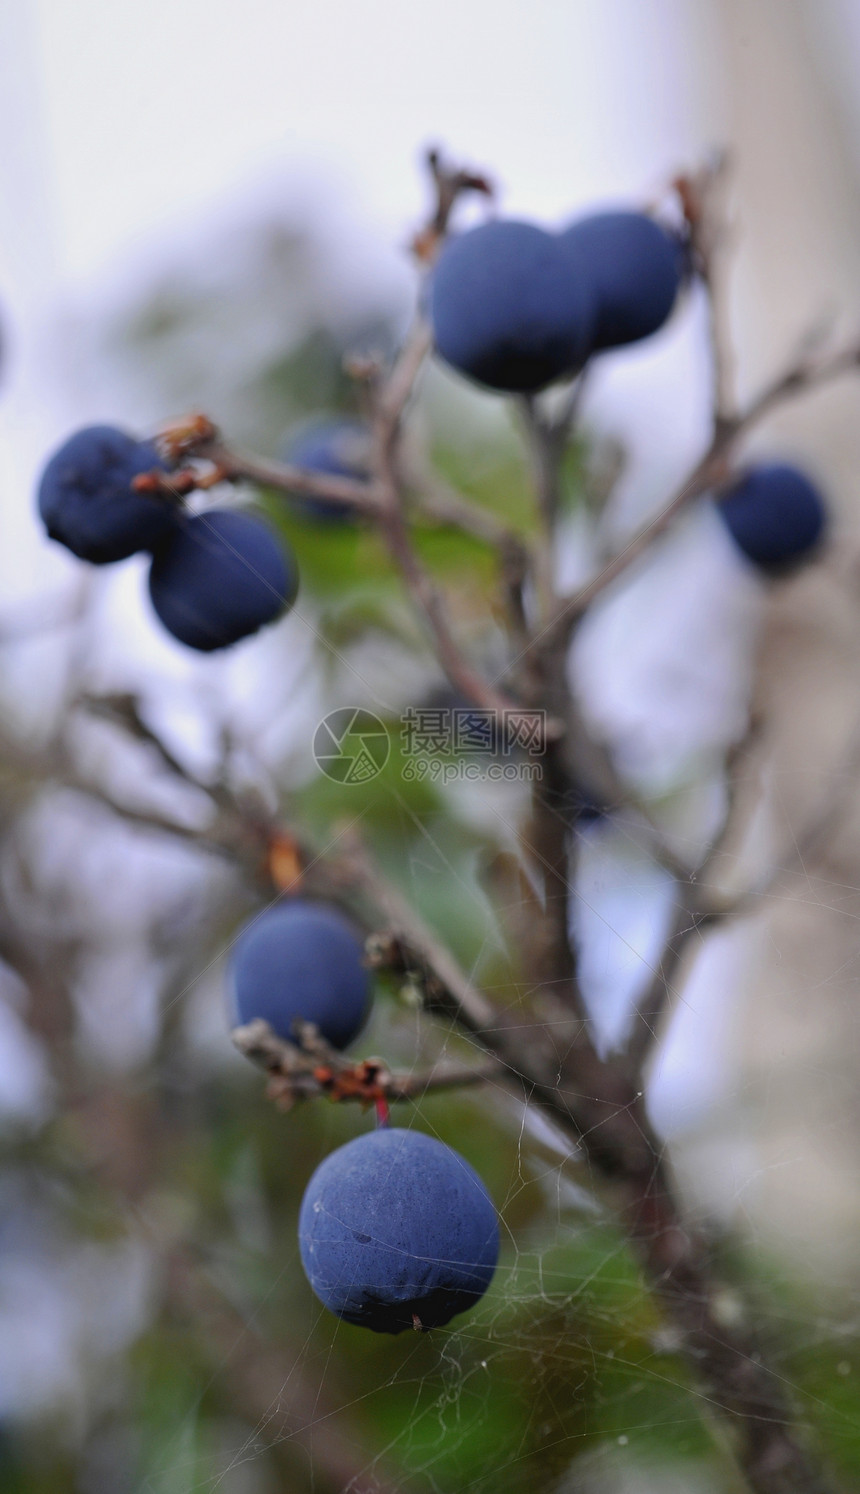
[{"x1": 115, "y1": 718, "x2": 860, "y2": 1494}]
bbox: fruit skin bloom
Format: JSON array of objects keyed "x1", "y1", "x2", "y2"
[
  {"x1": 38, "y1": 424, "x2": 176, "y2": 564},
  {"x1": 429, "y1": 219, "x2": 596, "y2": 393},
  {"x1": 299, "y1": 1127, "x2": 499, "y2": 1333},
  {"x1": 715, "y1": 462, "x2": 827, "y2": 573},
  {"x1": 148, "y1": 508, "x2": 298, "y2": 651},
  {"x1": 230, "y1": 899, "x2": 370, "y2": 1050}
]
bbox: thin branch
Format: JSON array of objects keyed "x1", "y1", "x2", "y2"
[
  {"x1": 708, "y1": 716, "x2": 860, "y2": 924},
  {"x1": 232, "y1": 1017, "x2": 500, "y2": 1110},
  {"x1": 538, "y1": 330, "x2": 860, "y2": 646},
  {"x1": 400, "y1": 453, "x2": 526, "y2": 549},
  {"x1": 347, "y1": 843, "x2": 499, "y2": 1033},
  {"x1": 628, "y1": 712, "x2": 860, "y2": 1066},
  {"x1": 679, "y1": 151, "x2": 737, "y2": 429},
  {"x1": 415, "y1": 145, "x2": 495, "y2": 259},
  {"x1": 371, "y1": 319, "x2": 522, "y2": 716},
  {"x1": 626, "y1": 891, "x2": 705, "y2": 1068},
  {"x1": 517, "y1": 397, "x2": 563, "y2": 620},
  {"x1": 193, "y1": 440, "x2": 384, "y2": 515}
]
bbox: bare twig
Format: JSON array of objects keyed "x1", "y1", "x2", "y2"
[
  {"x1": 194, "y1": 440, "x2": 384, "y2": 515},
  {"x1": 538, "y1": 330, "x2": 860, "y2": 647},
  {"x1": 628, "y1": 710, "x2": 860, "y2": 1069},
  {"x1": 232, "y1": 1017, "x2": 500, "y2": 1110},
  {"x1": 626, "y1": 891, "x2": 706, "y2": 1067},
  {"x1": 678, "y1": 152, "x2": 737, "y2": 429},
  {"x1": 415, "y1": 146, "x2": 494, "y2": 260},
  {"x1": 370, "y1": 319, "x2": 522, "y2": 716}
]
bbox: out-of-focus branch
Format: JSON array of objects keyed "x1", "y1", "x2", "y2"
[
  {"x1": 626, "y1": 890, "x2": 707, "y2": 1068},
  {"x1": 415, "y1": 145, "x2": 495, "y2": 258},
  {"x1": 371, "y1": 317, "x2": 523, "y2": 716},
  {"x1": 628, "y1": 712, "x2": 860, "y2": 1065},
  {"x1": 0, "y1": 707, "x2": 275, "y2": 881},
  {"x1": 678, "y1": 152, "x2": 737, "y2": 430},
  {"x1": 538, "y1": 329, "x2": 860, "y2": 647},
  {"x1": 707, "y1": 714, "x2": 860, "y2": 924},
  {"x1": 195, "y1": 441, "x2": 385, "y2": 514},
  {"x1": 74, "y1": 689, "x2": 261, "y2": 825}
]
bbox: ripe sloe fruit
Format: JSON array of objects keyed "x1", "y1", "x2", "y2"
[
  {"x1": 715, "y1": 463, "x2": 827, "y2": 573},
  {"x1": 231, "y1": 899, "x2": 370, "y2": 1050},
  {"x1": 560, "y1": 211, "x2": 685, "y2": 349},
  {"x1": 298, "y1": 1126, "x2": 499, "y2": 1332},
  {"x1": 281, "y1": 418, "x2": 371, "y2": 520},
  {"x1": 429, "y1": 219, "x2": 595, "y2": 393},
  {"x1": 38, "y1": 425, "x2": 176, "y2": 564},
  {"x1": 148, "y1": 509, "x2": 298, "y2": 651}
]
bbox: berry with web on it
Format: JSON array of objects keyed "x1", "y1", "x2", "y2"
[
  {"x1": 148, "y1": 508, "x2": 298, "y2": 651},
  {"x1": 715, "y1": 462, "x2": 828, "y2": 574},
  {"x1": 230, "y1": 899, "x2": 371, "y2": 1051},
  {"x1": 38, "y1": 424, "x2": 178, "y2": 564},
  {"x1": 298, "y1": 1126, "x2": 499, "y2": 1333}
]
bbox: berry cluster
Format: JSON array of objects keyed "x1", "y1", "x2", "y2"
[
  {"x1": 430, "y1": 207, "x2": 827, "y2": 571},
  {"x1": 231, "y1": 898, "x2": 499, "y2": 1333},
  {"x1": 38, "y1": 425, "x2": 298, "y2": 651},
  {"x1": 429, "y1": 209, "x2": 686, "y2": 392}
]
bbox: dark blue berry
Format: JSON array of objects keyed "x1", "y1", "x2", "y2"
[
  {"x1": 231, "y1": 899, "x2": 370, "y2": 1050},
  {"x1": 148, "y1": 509, "x2": 297, "y2": 651},
  {"x1": 716, "y1": 463, "x2": 827, "y2": 574},
  {"x1": 298, "y1": 1127, "x2": 499, "y2": 1333},
  {"x1": 281, "y1": 418, "x2": 371, "y2": 521},
  {"x1": 429, "y1": 220, "x2": 595, "y2": 393},
  {"x1": 560, "y1": 211, "x2": 686, "y2": 350},
  {"x1": 38, "y1": 425, "x2": 176, "y2": 564}
]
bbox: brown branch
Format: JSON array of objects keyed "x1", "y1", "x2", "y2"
[
  {"x1": 401, "y1": 453, "x2": 527, "y2": 549},
  {"x1": 197, "y1": 440, "x2": 385, "y2": 515},
  {"x1": 626, "y1": 891, "x2": 706, "y2": 1068},
  {"x1": 232, "y1": 1016, "x2": 500, "y2": 1110},
  {"x1": 680, "y1": 151, "x2": 737, "y2": 430},
  {"x1": 0, "y1": 712, "x2": 274, "y2": 881},
  {"x1": 370, "y1": 318, "x2": 522, "y2": 716},
  {"x1": 536, "y1": 331, "x2": 860, "y2": 649},
  {"x1": 707, "y1": 715, "x2": 860, "y2": 925},
  {"x1": 628, "y1": 709, "x2": 860, "y2": 1072},
  {"x1": 416, "y1": 146, "x2": 494, "y2": 259}
]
